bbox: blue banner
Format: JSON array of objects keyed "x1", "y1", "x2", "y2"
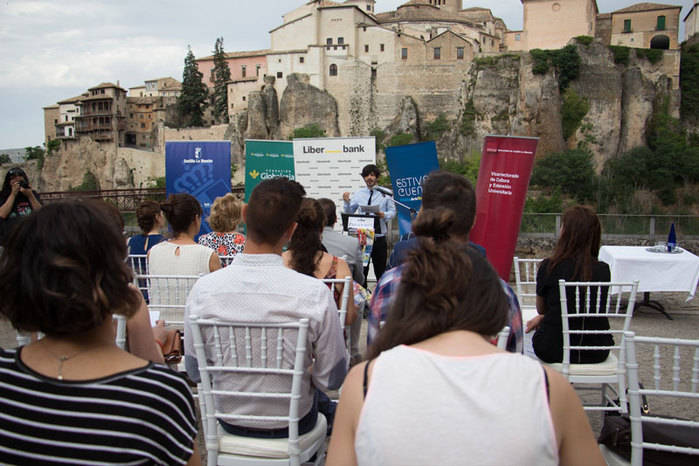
[
  {"x1": 165, "y1": 141, "x2": 231, "y2": 237},
  {"x1": 385, "y1": 141, "x2": 439, "y2": 236}
]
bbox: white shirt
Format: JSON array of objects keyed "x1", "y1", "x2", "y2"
[
  {"x1": 184, "y1": 253, "x2": 347, "y2": 429},
  {"x1": 148, "y1": 241, "x2": 214, "y2": 276},
  {"x1": 355, "y1": 345, "x2": 558, "y2": 466}
]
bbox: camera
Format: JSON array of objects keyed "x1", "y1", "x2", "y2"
[{"x1": 19, "y1": 180, "x2": 29, "y2": 189}]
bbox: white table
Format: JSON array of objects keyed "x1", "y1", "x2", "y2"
[{"x1": 598, "y1": 245, "x2": 699, "y2": 319}]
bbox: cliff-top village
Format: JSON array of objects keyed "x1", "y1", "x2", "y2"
[{"x1": 34, "y1": 0, "x2": 696, "y2": 191}]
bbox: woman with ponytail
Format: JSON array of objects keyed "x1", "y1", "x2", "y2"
[
  {"x1": 326, "y1": 208, "x2": 604, "y2": 466},
  {"x1": 283, "y1": 198, "x2": 356, "y2": 326}
]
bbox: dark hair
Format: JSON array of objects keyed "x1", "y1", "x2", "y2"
[
  {"x1": 287, "y1": 198, "x2": 325, "y2": 276},
  {"x1": 421, "y1": 170, "x2": 476, "y2": 237},
  {"x1": 0, "y1": 200, "x2": 140, "y2": 336},
  {"x1": 136, "y1": 200, "x2": 161, "y2": 234},
  {"x1": 208, "y1": 193, "x2": 242, "y2": 232},
  {"x1": 92, "y1": 199, "x2": 124, "y2": 233},
  {"x1": 548, "y1": 205, "x2": 602, "y2": 281},
  {"x1": 318, "y1": 198, "x2": 337, "y2": 227},
  {"x1": 1, "y1": 167, "x2": 29, "y2": 199},
  {"x1": 246, "y1": 177, "x2": 306, "y2": 245},
  {"x1": 160, "y1": 193, "x2": 202, "y2": 235},
  {"x1": 361, "y1": 164, "x2": 380, "y2": 178},
  {"x1": 367, "y1": 208, "x2": 508, "y2": 359}
]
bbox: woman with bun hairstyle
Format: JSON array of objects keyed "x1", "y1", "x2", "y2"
[
  {"x1": 197, "y1": 193, "x2": 245, "y2": 258},
  {"x1": 326, "y1": 208, "x2": 604, "y2": 466},
  {"x1": 0, "y1": 200, "x2": 199, "y2": 464},
  {"x1": 526, "y1": 205, "x2": 612, "y2": 364},
  {"x1": 128, "y1": 200, "x2": 166, "y2": 256},
  {"x1": 148, "y1": 193, "x2": 221, "y2": 276},
  {"x1": 283, "y1": 197, "x2": 356, "y2": 326}
]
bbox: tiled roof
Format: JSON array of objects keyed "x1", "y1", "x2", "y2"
[
  {"x1": 613, "y1": 2, "x2": 681, "y2": 14},
  {"x1": 57, "y1": 94, "x2": 85, "y2": 104},
  {"x1": 197, "y1": 49, "x2": 270, "y2": 61},
  {"x1": 88, "y1": 82, "x2": 126, "y2": 91}
]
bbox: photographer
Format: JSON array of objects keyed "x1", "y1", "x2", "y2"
[{"x1": 0, "y1": 167, "x2": 42, "y2": 246}]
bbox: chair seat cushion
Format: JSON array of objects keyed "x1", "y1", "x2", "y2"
[
  {"x1": 218, "y1": 413, "x2": 327, "y2": 458},
  {"x1": 546, "y1": 353, "x2": 618, "y2": 376}
]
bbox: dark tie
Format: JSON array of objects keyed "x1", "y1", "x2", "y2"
[{"x1": 367, "y1": 190, "x2": 373, "y2": 205}]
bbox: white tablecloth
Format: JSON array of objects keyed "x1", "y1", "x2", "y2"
[{"x1": 598, "y1": 245, "x2": 699, "y2": 300}]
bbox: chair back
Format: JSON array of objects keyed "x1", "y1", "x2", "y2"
[
  {"x1": 127, "y1": 254, "x2": 149, "y2": 275},
  {"x1": 512, "y1": 257, "x2": 543, "y2": 312},
  {"x1": 320, "y1": 276, "x2": 352, "y2": 329},
  {"x1": 114, "y1": 314, "x2": 127, "y2": 349},
  {"x1": 496, "y1": 327, "x2": 510, "y2": 350},
  {"x1": 139, "y1": 274, "x2": 201, "y2": 327},
  {"x1": 624, "y1": 332, "x2": 699, "y2": 466},
  {"x1": 190, "y1": 317, "x2": 316, "y2": 466}
]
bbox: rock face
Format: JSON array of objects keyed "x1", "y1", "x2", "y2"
[{"x1": 34, "y1": 40, "x2": 688, "y2": 190}]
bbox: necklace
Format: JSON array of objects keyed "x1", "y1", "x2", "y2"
[{"x1": 40, "y1": 342, "x2": 110, "y2": 381}]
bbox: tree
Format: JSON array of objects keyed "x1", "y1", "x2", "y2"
[
  {"x1": 24, "y1": 146, "x2": 46, "y2": 169},
  {"x1": 177, "y1": 46, "x2": 209, "y2": 127},
  {"x1": 291, "y1": 124, "x2": 326, "y2": 139},
  {"x1": 530, "y1": 148, "x2": 597, "y2": 202},
  {"x1": 212, "y1": 37, "x2": 231, "y2": 124},
  {"x1": 0, "y1": 154, "x2": 10, "y2": 164}
]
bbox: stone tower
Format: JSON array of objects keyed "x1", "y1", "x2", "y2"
[{"x1": 424, "y1": 0, "x2": 462, "y2": 13}]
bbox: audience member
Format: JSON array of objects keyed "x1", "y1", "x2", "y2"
[
  {"x1": 526, "y1": 205, "x2": 612, "y2": 363},
  {"x1": 367, "y1": 171, "x2": 523, "y2": 353},
  {"x1": 0, "y1": 167, "x2": 42, "y2": 247},
  {"x1": 197, "y1": 193, "x2": 245, "y2": 259},
  {"x1": 319, "y1": 197, "x2": 365, "y2": 364},
  {"x1": 342, "y1": 164, "x2": 395, "y2": 284},
  {"x1": 283, "y1": 198, "x2": 356, "y2": 326},
  {"x1": 128, "y1": 200, "x2": 166, "y2": 256},
  {"x1": 148, "y1": 193, "x2": 221, "y2": 275},
  {"x1": 185, "y1": 177, "x2": 346, "y2": 438},
  {"x1": 326, "y1": 208, "x2": 604, "y2": 466},
  {"x1": 0, "y1": 201, "x2": 198, "y2": 464}
]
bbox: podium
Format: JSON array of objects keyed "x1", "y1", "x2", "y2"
[{"x1": 341, "y1": 213, "x2": 379, "y2": 234}]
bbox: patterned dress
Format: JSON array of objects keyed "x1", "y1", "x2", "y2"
[{"x1": 198, "y1": 232, "x2": 245, "y2": 257}]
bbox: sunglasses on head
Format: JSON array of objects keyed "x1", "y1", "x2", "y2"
[{"x1": 8, "y1": 169, "x2": 24, "y2": 176}]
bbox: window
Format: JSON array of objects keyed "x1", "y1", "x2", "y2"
[
  {"x1": 515, "y1": 33, "x2": 521, "y2": 41},
  {"x1": 456, "y1": 47, "x2": 464, "y2": 59},
  {"x1": 242, "y1": 96, "x2": 246, "y2": 101},
  {"x1": 401, "y1": 47, "x2": 408, "y2": 60},
  {"x1": 241, "y1": 65, "x2": 246, "y2": 78},
  {"x1": 380, "y1": 43, "x2": 385, "y2": 52},
  {"x1": 329, "y1": 64, "x2": 338, "y2": 76},
  {"x1": 338, "y1": 37, "x2": 344, "y2": 45},
  {"x1": 366, "y1": 4, "x2": 371, "y2": 11},
  {"x1": 276, "y1": 71, "x2": 283, "y2": 78},
  {"x1": 256, "y1": 64, "x2": 261, "y2": 76},
  {"x1": 365, "y1": 44, "x2": 369, "y2": 53},
  {"x1": 623, "y1": 19, "x2": 631, "y2": 33},
  {"x1": 434, "y1": 47, "x2": 441, "y2": 59},
  {"x1": 140, "y1": 123, "x2": 145, "y2": 128},
  {"x1": 657, "y1": 15, "x2": 666, "y2": 31},
  {"x1": 299, "y1": 56, "x2": 304, "y2": 63},
  {"x1": 326, "y1": 38, "x2": 332, "y2": 45}
]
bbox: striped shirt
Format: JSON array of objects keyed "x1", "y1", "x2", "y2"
[{"x1": 0, "y1": 347, "x2": 197, "y2": 465}]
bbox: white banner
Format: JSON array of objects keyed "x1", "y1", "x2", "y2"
[{"x1": 293, "y1": 136, "x2": 376, "y2": 228}]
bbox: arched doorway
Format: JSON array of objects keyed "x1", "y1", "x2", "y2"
[{"x1": 650, "y1": 35, "x2": 670, "y2": 50}]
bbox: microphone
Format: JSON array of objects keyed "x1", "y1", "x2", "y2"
[{"x1": 374, "y1": 186, "x2": 393, "y2": 197}]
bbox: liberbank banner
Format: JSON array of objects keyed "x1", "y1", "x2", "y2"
[
  {"x1": 165, "y1": 141, "x2": 231, "y2": 236},
  {"x1": 293, "y1": 137, "x2": 375, "y2": 222},
  {"x1": 244, "y1": 140, "x2": 295, "y2": 202},
  {"x1": 385, "y1": 141, "x2": 440, "y2": 236},
  {"x1": 470, "y1": 135, "x2": 538, "y2": 280}
]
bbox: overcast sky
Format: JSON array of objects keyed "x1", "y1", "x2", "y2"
[{"x1": 0, "y1": 0, "x2": 693, "y2": 150}]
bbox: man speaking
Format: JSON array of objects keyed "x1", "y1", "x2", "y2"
[{"x1": 342, "y1": 164, "x2": 395, "y2": 285}]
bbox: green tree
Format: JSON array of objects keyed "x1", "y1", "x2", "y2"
[
  {"x1": 45, "y1": 139, "x2": 60, "y2": 156},
  {"x1": 212, "y1": 37, "x2": 231, "y2": 124},
  {"x1": 422, "y1": 113, "x2": 449, "y2": 142},
  {"x1": 0, "y1": 154, "x2": 10, "y2": 164},
  {"x1": 291, "y1": 124, "x2": 326, "y2": 139},
  {"x1": 24, "y1": 146, "x2": 46, "y2": 169},
  {"x1": 388, "y1": 132, "x2": 414, "y2": 147},
  {"x1": 680, "y1": 44, "x2": 699, "y2": 122},
  {"x1": 561, "y1": 88, "x2": 589, "y2": 140},
  {"x1": 530, "y1": 148, "x2": 597, "y2": 202},
  {"x1": 177, "y1": 46, "x2": 209, "y2": 127},
  {"x1": 70, "y1": 171, "x2": 100, "y2": 192}
]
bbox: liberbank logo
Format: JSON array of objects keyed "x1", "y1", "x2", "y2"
[{"x1": 302, "y1": 144, "x2": 366, "y2": 154}]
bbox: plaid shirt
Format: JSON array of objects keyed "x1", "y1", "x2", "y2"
[{"x1": 367, "y1": 265, "x2": 524, "y2": 353}]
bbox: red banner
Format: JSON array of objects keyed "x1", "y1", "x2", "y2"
[{"x1": 470, "y1": 136, "x2": 538, "y2": 280}]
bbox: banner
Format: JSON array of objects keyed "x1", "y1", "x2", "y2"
[
  {"x1": 244, "y1": 140, "x2": 295, "y2": 202},
  {"x1": 293, "y1": 136, "x2": 375, "y2": 228},
  {"x1": 470, "y1": 135, "x2": 538, "y2": 280},
  {"x1": 165, "y1": 141, "x2": 231, "y2": 237},
  {"x1": 385, "y1": 141, "x2": 440, "y2": 236}
]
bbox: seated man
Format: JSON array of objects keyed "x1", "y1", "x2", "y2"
[
  {"x1": 367, "y1": 171, "x2": 523, "y2": 353},
  {"x1": 318, "y1": 197, "x2": 364, "y2": 364},
  {"x1": 185, "y1": 177, "x2": 347, "y2": 437}
]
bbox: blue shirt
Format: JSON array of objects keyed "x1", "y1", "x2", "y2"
[{"x1": 343, "y1": 186, "x2": 396, "y2": 237}]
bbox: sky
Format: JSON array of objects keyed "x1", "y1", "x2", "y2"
[{"x1": 0, "y1": 0, "x2": 694, "y2": 150}]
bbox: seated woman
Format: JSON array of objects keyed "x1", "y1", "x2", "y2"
[
  {"x1": 128, "y1": 200, "x2": 166, "y2": 258},
  {"x1": 148, "y1": 193, "x2": 221, "y2": 276},
  {"x1": 527, "y1": 205, "x2": 612, "y2": 364},
  {"x1": 326, "y1": 208, "x2": 604, "y2": 466},
  {"x1": 0, "y1": 200, "x2": 199, "y2": 464},
  {"x1": 283, "y1": 197, "x2": 356, "y2": 326},
  {"x1": 197, "y1": 193, "x2": 245, "y2": 263}
]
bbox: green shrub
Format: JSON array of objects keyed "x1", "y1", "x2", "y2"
[
  {"x1": 388, "y1": 132, "x2": 414, "y2": 147},
  {"x1": 460, "y1": 99, "x2": 478, "y2": 137},
  {"x1": 423, "y1": 113, "x2": 449, "y2": 142},
  {"x1": 0, "y1": 154, "x2": 10, "y2": 164},
  {"x1": 574, "y1": 36, "x2": 594, "y2": 46},
  {"x1": 636, "y1": 48, "x2": 663, "y2": 64},
  {"x1": 530, "y1": 148, "x2": 597, "y2": 202},
  {"x1": 609, "y1": 45, "x2": 630, "y2": 65},
  {"x1": 290, "y1": 124, "x2": 325, "y2": 139},
  {"x1": 370, "y1": 128, "x2": 386, "y2": 153},
  {"x1": 70, "y1": 171, "x2": 100, "y2": 192},
  {"x1": 561, "y1": 88, "x2": 590, "y2": 140},
  {"x1": 530, "y1": 49, "x2": 551, "y2": 74},
  {"x1": 439, "y1": 153, "x2": 481, "y2": 185},
  {"x1": 530, "y1": 45, "x2": 580, "y2": 90},
  {"x1": 681, "y1": 44, "x2": 699, "y2": 121}
]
